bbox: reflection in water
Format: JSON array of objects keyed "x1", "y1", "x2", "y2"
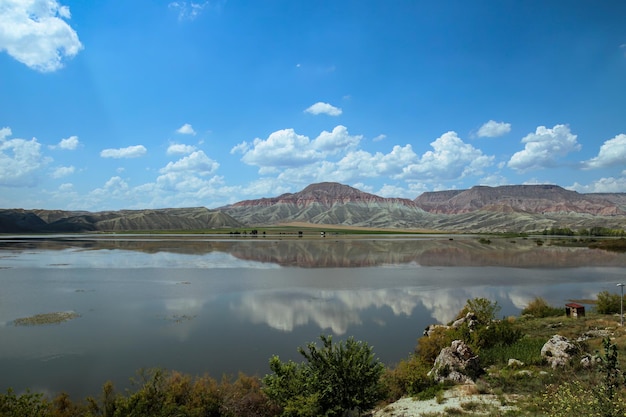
[
  {"x1": 1, "y1": 235, "x2": 626, "y2": 399},
  {"x1": 2, "y1": 235, "x2": 626, "y2": 268}
]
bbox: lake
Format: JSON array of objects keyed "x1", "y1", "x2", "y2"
[{"x1": 1, "y1": 234, "x2": 626, "y2": 399}]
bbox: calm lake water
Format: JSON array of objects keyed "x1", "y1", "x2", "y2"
[{"x1": 1, "y1": 234, "x2": 626, "y2": 399}]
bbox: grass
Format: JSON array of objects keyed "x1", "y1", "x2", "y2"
[{"x1": 14, "y1": 311, "x2": 80, "y2": 326}]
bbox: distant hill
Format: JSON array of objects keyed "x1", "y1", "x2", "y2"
[
  {"x1": 223, "y1": 182, "x2": 432, "y2": 229},
  {"x1": 2, "y1": 183, "x2": 626, "y2": 233},
  {"x1": 0, "y1": 207, "x2": 244, "y2": 233},
  {"x1": 222, "y1": 182, "x2": 626, "y2": 232}
]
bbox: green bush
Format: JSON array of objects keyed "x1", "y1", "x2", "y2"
[
  {"x1": 455, "y1": 297, "x2": 501, "y2": 325},
  {"x1": 596, "y1": 290, "x2": 622, "y2": 314},
  {"x1": 521, "y1": 297, "x2": 564, "y2": 318},
  {"x1": 263, "y1": 335, "x2": 385, "y2": 417},
  {"x1": 381, "y1": 355, "x2": 436, "y2": 401}
]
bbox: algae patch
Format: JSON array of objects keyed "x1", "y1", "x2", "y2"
[{"x1": 14, "y1": 311, "x2": 80, "y2": 326}]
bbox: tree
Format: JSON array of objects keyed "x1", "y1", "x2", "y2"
[{"x1": 264, "y1": 335, "x2": 385, "y2": 417}]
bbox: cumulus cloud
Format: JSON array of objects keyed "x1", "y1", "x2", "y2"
[
  {"x1": 313, "y1": 125, "x2": 362, "y2": 154},
  {"x1": 0, "y1": 130, "x2": 50, "y2": 187},
  {"x1": 167, "y1": 143, "x2": 197, "y2": 155},
  {"x1": 160, "y1": 150, "x2": 219, "y2": 175},
  {"x1": 51, "y1": 165, "x2": 74, "y2": 178},
  {"x1": 305, "y1": 102, "x2": 343, "y2": 116},
  {"x1": 477, "y1": 120, "x2": 511, "y2": 138},
  {"x1": 235, "y1": 129, "x2": 322, "y2": 168},
  {"x1": 50, "y1": 135, "x2": 79, "y2": 150},
  {"x1": 372, "y1": 134, "x2": 387, "y2": 142},
  {"x1": 507, "y1": 125, "x2": 581, "y2": 172},
  {"x1": 234, "y1": 126, "x2": 363, "y2": 170},
  {"x1": 0, "y1": 0, "x2": 83, "y2": 72},
  {"x1": 400, "y1": 132, "x2": 494, "y2": 180},
  {"x1": 583, "y1": 134, "x2": 626, "y2": 169},
  {"x1": 569, "y1": 177, "x2": 626, "y2": 193},
  {"x1": 176, "y1": 123, "x2": 196, "y2": 135},
  {"x1": 100, "y1": 145, "x2": 147, "y2": 159}
]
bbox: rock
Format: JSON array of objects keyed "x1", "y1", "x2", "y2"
[
  {"x1": 580, "y1": 354, "x2": 602, "y2": 368},
  {"x1": 451, "y1": 312, "x2": 479, "y2": 330},
  {"x1": 541, "y1": 335, "x2": 579, "y2": 368},
  {"x1": 507, "y1": 359, "x2": 524, "y2": 368},
  {"x1": 516, "y1": 370, "x2": 533, "y2": 377},
  {"x1": 423, "y1": 324, "x2": 449, "y2": 337},
  {"x1": 428, "y1": 340, "x2": 482, "y2": 384}
]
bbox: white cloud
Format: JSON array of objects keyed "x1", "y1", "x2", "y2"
[
  {"x1": 168, "y1": 1, "x2": 209, "y2": 21},
  {"x1": 51, "y1": 165, "x2": 74, "y2": 178},
  {"x1": 50, "y1": 135, "x2": 79, "y2": 150},
  {"x1": 305, "y1": 102, "x2": 343, "y2": 116},
  {"x1": 0, "y1": 127, "x2": 11, "y2": 140},
  {"x1": 160, "y1": 150, "x2": 219, "y2": 176},
  {"x1": 400, "y1": 131, "x2": 494, "y2": 180},
  {"x1": 235, "y1": 126, "x2": 364, "y2": 170},
  {"x1": 313, "y1": 125, "x2": 362, "y2": 154},
  {"x1": 100, "y1": 145, "x2": 147, "y2": 159},
  {"x1": 176, "y1": 123, "x2": 196, "y2": 135},
  {"x1": 569, "y1": 177, "x2": 626, "y2": 193},
  {"x1": 583, "y1": 134, "x2": 626, "y2": 169},
  {"x1": 477, "y1": 120, "x2": 511, "y2": 138},
  {"x1": 237, "y1": 128, "x2": 323, "y2": 168},
  {"x1": 0, "y1": 0, "x2": 83, "y2": 72},
  {"x1": 372, "y1": 134, "x2": 387, "y2": 142},
  {"x1": 167, "y1": 143, "x2": 197, "y2": 155},
  {"x1": 507, "y1": 124, "x2": 581, "y2": 172},
  {"x1": 0, "y1": 133, "x2": 50, "y2": 187}
]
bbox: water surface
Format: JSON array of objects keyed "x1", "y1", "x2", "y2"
[{"x1": 1, "y1": 235, "x2": 625, "y2": 398}]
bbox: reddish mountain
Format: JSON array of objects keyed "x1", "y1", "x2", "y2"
[{"x1": 414, "y1": 184, "x2": 625, "y2": 216}]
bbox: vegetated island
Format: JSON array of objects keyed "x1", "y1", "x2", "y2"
[{"x1": 4, "y1": 293, "x2": 626, "y2": 416}]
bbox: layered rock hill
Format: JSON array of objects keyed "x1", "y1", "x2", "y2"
[
  {"x1": 223, "y1": 182, "x2": 626, "y2": 232},
  {"x1": 2, "y1": 182, "x2": 625, "y2": 233},
  {"x1": 223, "y1": 182, "x2": 432, "y2": 228},
  {"x1": 0, "y1": 207, "x2": 243, "y2": 233},
  {"x1": 414, "y1": 184, "x2": 625, "y2": 215}
]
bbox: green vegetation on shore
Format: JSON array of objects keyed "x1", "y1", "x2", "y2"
[{"x1": 4, "y1": 296, "x2": 626, "y2": 416}]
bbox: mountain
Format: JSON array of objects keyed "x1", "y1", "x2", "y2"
[
  {"x1": 223, "y1": 182, "x2": 433, "y2": 228},
  {"x1": 414, "y1": 184, "x2": 625, "y2": 215},
  {"x1": 2, "y1": 183, "x2": 626, "y2": 233},
  {"x1": 223, "y1": 182, "x2": 626, "y2": 232},
  {"x1": 0, "y1": 207, "x2": 243, "y2": 233}
]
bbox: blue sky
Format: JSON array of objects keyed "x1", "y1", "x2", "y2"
[{"x1": 1, "y1": 0, "x2": 625, "y2": 211}]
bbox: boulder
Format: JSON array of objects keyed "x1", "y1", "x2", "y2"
[
  {"x1": 428, "y1": 340, "x2": 482, "y2": 384},
  {"x1": 541, "y1": 335, "x2": 579, "y2": 368},
  {"x1": 507, "y1": 359, "x2": 524, "y2": 368},
  {"x1": 451, "y1": 312, "x2": 479, "y2": 330}
]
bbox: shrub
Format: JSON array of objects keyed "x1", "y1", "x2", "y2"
[
  {"x1": 381, "y1": 355, "x2": 435, "y2": 401},
  {"x1": 455, "y1": 298, "x2": 501, "y2": 325},
  {"x1": 416, "y1": 326, "x2": 457, "y2": 365},
  {"x1": 521, "y1": 297, "x2": 564, "y2": 318},
  {"x1": 264, "y1": 335, "x2": 385, "y2": 417},
  {"x1": 596, "y1": 290, "x2": 622, "y2": 314},
  {"x1": 0, "y1": 388, "x2": 51, "y2": 416}
]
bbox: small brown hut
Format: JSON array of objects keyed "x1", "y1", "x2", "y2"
[{"x1": 565, "y1": 302, "x2": 585, "y2": 318}]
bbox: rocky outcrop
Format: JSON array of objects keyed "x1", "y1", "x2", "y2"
[
  {"x1": 428, "y1": 340, "x2": 482, "y2": 384},
  {"x1": 541, "y1": 335, "x2": 579, "y2": 368}
]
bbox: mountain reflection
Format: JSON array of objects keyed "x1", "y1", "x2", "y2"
[{"x1": 2, "y1": 235, "x2": 626, "y2": 268}]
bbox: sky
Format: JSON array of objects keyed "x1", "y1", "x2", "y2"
[{"x1": 1, "y1": 0, "x2": 626, "y2": 211}]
